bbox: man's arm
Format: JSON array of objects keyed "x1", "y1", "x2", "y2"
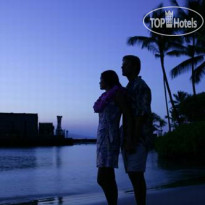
[
  {"x1": 133, "y1": 116, "x2": 146, "y2": 143},
  {"x1": 133, "y1": 82, "x2": 151, "y2": 142},
  {"x1": 115, "y1": 91, "x2": 135, "y2": 153}
]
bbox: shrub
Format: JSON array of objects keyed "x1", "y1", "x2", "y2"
[
  {"x1": 179, "y1": 92, "x2": 205, "y2": 122},
  {"x1": 155, "y1": 121, "x2": 205, "y2": 159}
]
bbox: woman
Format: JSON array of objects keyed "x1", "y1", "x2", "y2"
[{"x1": 93, "y1": 70, "x2": 132, "y2": 205}]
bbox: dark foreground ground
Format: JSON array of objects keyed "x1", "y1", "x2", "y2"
[{"x1": 2, "y1": 184, "x2": 205, "y2": 205}]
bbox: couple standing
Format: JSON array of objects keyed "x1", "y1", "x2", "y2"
[{"x1": 93, "y1": 55, "x2": 152, "y2": 205}]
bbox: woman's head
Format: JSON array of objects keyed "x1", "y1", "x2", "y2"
[{"x1": 100, "y1": 70, "x2": 121, "y2": 90}]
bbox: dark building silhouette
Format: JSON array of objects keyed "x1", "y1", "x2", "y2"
[
  {"x1": 56, "y1": 116, "x2": 64, "y2": 136},
  {"x1": 0, "y1": 113, "x2": 38, "y2": 140},
  {"x1": 39, "y1": 123, "x2": 54, "y2": 137},
  {"x1": 0, "y1": 113, "x2": 73, "y2": 146}
]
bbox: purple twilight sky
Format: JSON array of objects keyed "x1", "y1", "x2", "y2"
[{"x1": 0, "y1": 0, "x2": 204, "y2": 137}]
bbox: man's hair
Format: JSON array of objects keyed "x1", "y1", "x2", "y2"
[
  {"x1": 101, "y1": 70, "x2": 121, "y2": 88},
  {"x1": 123, "y1": 55, "x2": 141, "y2": 75}
]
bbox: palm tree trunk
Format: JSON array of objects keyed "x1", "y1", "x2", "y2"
[
  {"x1": 160, "y1": 55, "x2": 181, "y2": 125},
  {"x1": 163, "y1": 76, "x2": 171, "y2": 131},
  {"x1": 191, "y1": 35, "x2": 196, "y2": 96},
  {"x1": 191, "y1": 59, "x2": 196, "y2": 95}
]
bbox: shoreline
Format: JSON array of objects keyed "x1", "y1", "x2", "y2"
[
  {"x1": 1, "y1": 183, "x2": 205, "y2": 205},
  {"x1": 0, "y1": 138, "x2": 96, "y2": 147}
]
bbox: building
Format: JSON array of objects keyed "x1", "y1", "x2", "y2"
[
  {"x1": 0, "y1": 113, "x2": 71, "y2": 146},
  {"x1": 56, "y1": 116, "x2": 64, "y2": 136},
  {"x1": 39, "y1": 123, "x2": 54, "y2": 138},
  {"x1": 0, "y1": 113, "x2": 38, "y2": 140}
]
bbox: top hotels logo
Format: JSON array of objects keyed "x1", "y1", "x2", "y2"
[
  {"x1": 165, "y1": 10, "x2": 174, "y2": 28},
  {"x1": 143, "y1": 6, "x2": 204, "y2": 36}
]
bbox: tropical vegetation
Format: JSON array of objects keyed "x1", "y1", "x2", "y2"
[
  {"x1": 128, "y1": 0, "x2": 205, "y2": 159},
  {"x1": 169, "y1": 0, "x2": 205, "y2": 96},
  {"x1": 155, "y1": 121, "x2": 205, "y2": 159}
]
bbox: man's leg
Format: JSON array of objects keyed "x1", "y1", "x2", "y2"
[
  {"x1": 97, "y1": 167, "x2": 118, "y2": 205},
  {"x1": 128, "y1": 171, "x2": 146, "y2": 205}
]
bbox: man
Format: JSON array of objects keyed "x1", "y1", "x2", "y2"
[{"x1": 121, "y1": 55, "x2": 152, "y2": 205}]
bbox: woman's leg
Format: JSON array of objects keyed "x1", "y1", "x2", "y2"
[{"x1": 97, "y1": 167, "x2": 118, "y2": 205}]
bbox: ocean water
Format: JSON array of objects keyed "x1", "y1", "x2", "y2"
[{"x1": 0, "y1": 144, "x2": 204, "y2": 204}]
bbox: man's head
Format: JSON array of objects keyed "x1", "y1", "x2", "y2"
[{"x1": 121, "y1": 55, "x2": 141, "y2": 77}]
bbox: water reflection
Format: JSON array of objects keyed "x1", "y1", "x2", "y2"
[
  {"x1": 55, "y1": 147, "x2": 62, "y2": 168},
  {"x1": 16, "y1": 197, "x2": 63, "y2": 205},
  {"x1": 156, "y1": 153, "x2": 205, "y2": 184},
  {"x1": 16, "y1": 194, "x2": 109, "y2": 205},
  {"x1": 17, "y1": 201, "x2": 38, "y2": 205},
  {"x1": 0, "y1": 145, "x2": 204, "y2": 205},
  {"x1": 0, "y1": 147, "x2": 62, "y2": 171},
  {"x1": 0, "y1": 149, "x2": 37, "y2": 171},
  {"x1": 144, "y1": 150, "x2": 205, "y2": 189}
]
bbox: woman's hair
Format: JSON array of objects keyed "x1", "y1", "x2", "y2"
[{"x1": 101, "y1": 70, "x2": 121, "y2": 88}]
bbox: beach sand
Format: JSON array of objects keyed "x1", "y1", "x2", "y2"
[{"x1": 31, "y1": 184, "x2": 205, "y2": 205}]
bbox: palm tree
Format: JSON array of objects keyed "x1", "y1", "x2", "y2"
[
  {"x1": 168, "y1": 44, "x2": 204, "y2": 95},
  {"x1": 127, "y1": 4, "x2": 182, "y2": 128},
  {"x1": 151, "y1": 113, "x2": 167, "y2": 136},
  {"x1": 158, "y1": 118, "x2": 167, "y2": 136},
  {"x1": 173, "y1": 91, "x2": 190, "y2": 105},
  {"x1": 169, "y1": 0, "x2": 205, "y2": 94},
  {"x1": 170, "y1": 91, "x2": 190, "y2": 126},
  {"x1": 194, "y1": 58, "x2": 205, "y2": 84},
  {"x1": 193, "y1": 0, "x2": 205, "y2": 84},
  {"x1": 163, "y1": 76, "x2": 171, "y2": 131}
]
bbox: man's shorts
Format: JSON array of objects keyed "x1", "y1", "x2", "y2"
[{"x1": 121, "y1": 143, "x2": 148, "y2": 173}]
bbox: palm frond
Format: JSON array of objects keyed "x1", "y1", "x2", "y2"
[
  {"x1": 146, "y1": 45, "x2": 159, "y2": 54},
  {"x1": 170, "y1": 0, "x2": 179, "y2": 6},
  {"x1": 194, "y1": 45, "x2": 205, "y2": 55},
  {"x1": 128, "y1": 36, "x2": 154, "y2": 46},
  {"x1": 159, "y1": 119, "x2": 167, "y2": 127},
  {"x1": 127, "y1": 36, "x2": 158, "y2": 54},
  {"x1": 193, "y1": 61, "x2": 205, "y2": 83},
  {"x1": 167, "y1": 50, "x2": 188, "y2": 57},
  {"x1": 173, "y1": 91, "x2": 190, "y2": 104},
  {"x1": 155, "y1": 53, "x2": 161, "y2": 58},
  {"x1": 166, "y1": 41, "x2": 184, "y2": 51},
  {"x1": 151, "y1": 113, "x2": 162, "y2": 122},
  {"x1": 170, "y1": 0, "x2": 187, "y2": 19},
  {"x1": 170, "y1": 55, "x2": 204, "y2": 78}
]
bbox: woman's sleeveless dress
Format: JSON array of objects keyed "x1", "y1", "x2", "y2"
[{"x1": 96, "y1": 100, "x2": 121, "y2": 168}]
